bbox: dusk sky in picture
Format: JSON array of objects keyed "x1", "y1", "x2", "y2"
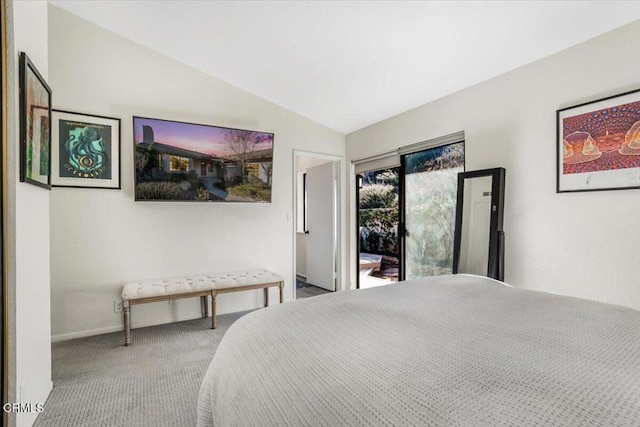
[{"x1": 133, "y1": 117, "x2": 273, "y2": 157}]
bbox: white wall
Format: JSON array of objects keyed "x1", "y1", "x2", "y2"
[
  {"x1": 347, "y1": 20, "x2": 640, "y2": 310},
  {"x1": 6, "y1": 1, "x2": 52, "y2": 426},
  {"x1": 47, "y1": 6, "x2": 345, "y2": 341}
]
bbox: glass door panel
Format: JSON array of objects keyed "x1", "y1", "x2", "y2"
[{"x1": 403, "y1": 143, "x2": 464, "y2": 279}]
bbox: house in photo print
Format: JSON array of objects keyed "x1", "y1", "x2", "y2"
[
  {"x1": 133, "y1": 117, "x2": 274, "y2": 202},
  {"x1": 138, "y1": 125, "x2": 224, "y2": 179},
  {"x1": 224, "y1": 148, "x2": 274, "y2": 184}
]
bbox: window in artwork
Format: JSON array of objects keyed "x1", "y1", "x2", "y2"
[{"x1": 169, "y1": 155, "x2": 189, "y2": 172}]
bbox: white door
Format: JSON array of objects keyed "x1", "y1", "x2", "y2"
[{"x1": 305, "y1": 161, "x2": 336, "y2": 291}]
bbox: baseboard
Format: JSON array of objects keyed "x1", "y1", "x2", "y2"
[
  {"x1": 50, "y1": 300, "x2": 287, "y2": 342},
  {"x1": 296, "y1": 273, "x2": 307, "y2": 282},
  {"x1": 17, "y1": 380, "x2": 52, "y2": 427},
  {"x1": 51, "y1": 313, "x2": 209, "y2": 342}
]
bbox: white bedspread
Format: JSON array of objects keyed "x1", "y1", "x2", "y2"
[{"x1": 197, "y1": 274, "x2": 640, "y2": 426}]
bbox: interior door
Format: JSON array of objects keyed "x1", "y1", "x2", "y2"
[{"x1": 306, "y1": 161, "x2": 336, "y2": 291}]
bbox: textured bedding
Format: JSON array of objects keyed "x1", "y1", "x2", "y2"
[{"x1": 197, "y1": 274, "x2": 640, "y2": 426}]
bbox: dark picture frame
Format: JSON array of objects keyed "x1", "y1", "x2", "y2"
[
  {"x1": 133, "y1": 116, "x2": 274, "y2": 202},
  {"x1": 51, "y1": 110, "x2": 121, "y2": 189},
  {"x1": 556, "y1": 88, "x2": 640, "y2": 193},
  {"x1": 19, "y1": 52, "x2": 52, "y2": 189}
]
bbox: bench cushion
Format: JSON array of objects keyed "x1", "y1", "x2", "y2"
[
  {"x1": 121, "y1": 277, "x2": 215, "y2": 299},
  {"x1": 122, "y1": 269, "x2": 284, "y2": 300},
  {"x1": 211, "y1": 269, "x2": 284, "y2": 290}
]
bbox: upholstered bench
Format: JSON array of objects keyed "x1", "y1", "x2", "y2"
[{"x1": 121, "y1": 269, "x2": 284, "y2": 346}]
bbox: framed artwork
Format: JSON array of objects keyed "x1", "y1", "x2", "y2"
[
  {"x1": 19, "y1": 52, "x2": 52, "y2": 189},
  {"x1": 557, "y1": 88, "x2": 640, "y2": 193},
  {"x1": 51, "y1": 110, "x2": 121, "y2": 189},
  {"x1": 133, "y1": 116, "x2": 274, "y2": 202}
]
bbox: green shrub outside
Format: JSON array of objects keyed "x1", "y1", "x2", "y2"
[
  {"x1": 359, "y1": 176, "x2": 399, "y2": 255},
  {"x1": 360, "y1": 207, "x2": 399, "y2": 254},
  {"x1": 196, "y1": 187, "x2": 210, "y2": 201},
  {"x1": 359, "y1": 183, "x2": 397, "y2": 209},
  {"x1": 136, "y1": 182, "x2": 182, "y2": 200},
  {"x1": 227, "y1": 182, "x2": 271, "y2": 201}
]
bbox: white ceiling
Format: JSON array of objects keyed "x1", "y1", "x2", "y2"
[{"x1": 50, "y1": 1, "x2": 640, "y2": 134}]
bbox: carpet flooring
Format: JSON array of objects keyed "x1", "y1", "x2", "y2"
[
  {"x1": 296, "y1": 279, "x2": 332, "y2": 299},
  {"x1": 34, "y1": 311, "x2": 251, "y2": 427}
]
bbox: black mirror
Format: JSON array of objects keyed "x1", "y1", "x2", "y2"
[{"x1": 452, "y1": 168, "x2": 506, "y2": 281}]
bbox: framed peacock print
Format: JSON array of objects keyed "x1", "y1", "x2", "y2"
[
  {"x1": 51, "y1": 110, "x2": 121, "y2": 189},
  {"x1": 557, "y1": 88, "x2": 640, "y2": 193},
  {"x1": 19, "y1": 52, "x2": 52, "y2": 189}
]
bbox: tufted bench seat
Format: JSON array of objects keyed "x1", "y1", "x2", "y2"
[{"x1": 121, "y1": 269, "x2": 284, "y2": 346}]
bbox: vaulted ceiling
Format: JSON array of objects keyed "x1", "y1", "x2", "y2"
[{"x1": 51, "y1": 1, "x2": 640, "y2": 134}]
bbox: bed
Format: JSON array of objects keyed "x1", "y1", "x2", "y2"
[{"x1": 197, "y1": 274, "x2": 640, "y2": 426}]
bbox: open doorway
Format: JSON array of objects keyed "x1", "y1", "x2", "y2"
[
  {"x1": 356, "y1": 168, "x2": 400, "y2": 288},
  {"x1": 293, "y1": 151, "x2": 341, "y2": 299}
]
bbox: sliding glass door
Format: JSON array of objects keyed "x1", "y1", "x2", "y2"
[
  {"x1": 402, "y1": 142, "x2": 464, "y2": 279},
  {"x1": 355, "y1": 139, "x2": 464, "y2": 286}
]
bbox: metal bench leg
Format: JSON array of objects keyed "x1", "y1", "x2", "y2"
[
  {"x1": 264, "y1": 287, "x2": 269, "y2": 307},
  {"x1": 123, "y1": 300, "x2": 131, "y2": 346},
  {"x1": 279, "y1": 282, "x2": 284, "y2": 304},
  {"x1": 211, "y1": 292, "x2": 217, "y2": 329}
]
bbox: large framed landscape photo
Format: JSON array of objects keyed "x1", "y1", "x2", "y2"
[
  {"x1": 133, "y1": 117, "x2": 274, "y2": 202},
  {"x1": 19, "y1": 52, "x2": 52, "y2": 189},
  {"x1": 557, "y1": 88, "x2": 640, "y2": 193},
  {"x1": 51, "y1": 110, "x2": 121, "y2": 189}
]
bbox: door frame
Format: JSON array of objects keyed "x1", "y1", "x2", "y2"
[
  {"x1": 398, "y1": 158, "x2": 406, "y2": 281},
  {"x1": 1, "y1": 0, "x2": 7, "y2": 412},
  {"x1": 292, "y1": 150, "x2": 343, "y2": 300},
  {"x1": 355, "y1": 174, "x2": 360, "y2": 288}
]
